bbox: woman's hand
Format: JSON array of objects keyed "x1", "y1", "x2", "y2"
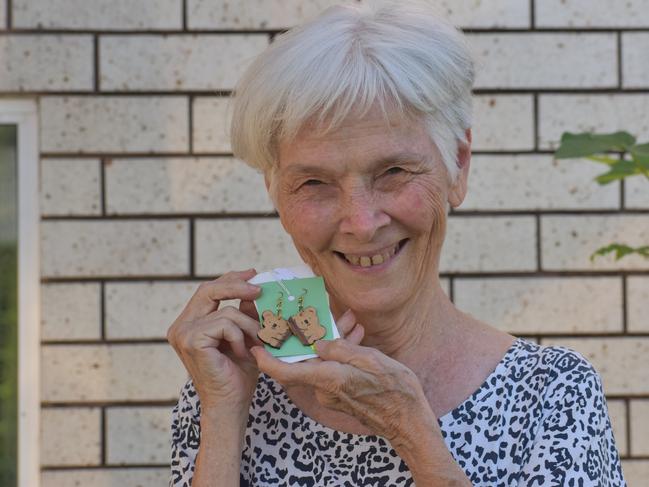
[
  {"x1": 250, "y1": 310, "x2": 432, "y2": 447},
  {"x1": 167, "y1": 269, "x2": 263, "y2": 415},
  {"x1": 251, "y1": 312, "x2": 471, "y2": 485}
]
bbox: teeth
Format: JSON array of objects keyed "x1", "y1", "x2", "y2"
[{"x1": 342, "y1": 242, "x2": 402, "y2": 267}]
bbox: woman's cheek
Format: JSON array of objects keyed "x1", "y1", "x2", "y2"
[
  {"x1": 280, "y1": 197, "x2": 335, "y2": 246},
  {"x1": 395, "y1": 182, "x2": 446, "y2": 228}
]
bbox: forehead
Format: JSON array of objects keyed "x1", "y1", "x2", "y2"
[{"x1": 277, "y1": 109, "x2": 433, "y2": 169}]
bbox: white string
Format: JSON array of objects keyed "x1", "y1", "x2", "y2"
[{"x1": 271, "y1": 270, "x2": 296, "y2": 301}]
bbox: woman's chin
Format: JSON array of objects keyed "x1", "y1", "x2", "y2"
[{"x1": 329, "y1": 287, "x2": 406, "y2": 317}]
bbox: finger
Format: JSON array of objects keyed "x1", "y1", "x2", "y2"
[
  {"x1": 251, "y1": 346, "x2": 331, "y2": 387},
  {"x1": 182, "y1": 274, "x2": 261, "y2": 321},
  {"x1": 197, "y1": 318, "x2": 250, "y2": 359},
  {"x1": 314, "y1": 338, "x2": 373, "y2": 366},
  {"x1": 238, "y1": 299, "x2": 259, "y2": 320},
  {"x1": 345, "y1": 323, "x2": 365, "y2": 346},
  {"x1": 208, "y1": 306, "x2": 263, "y2": 346},
  {"x1": 334, "y1": 309, "x2": 357, "y2": 337}
]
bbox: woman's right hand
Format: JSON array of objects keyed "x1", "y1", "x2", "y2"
[{"x1": 167, "y1": 269, "x2": 263, "y2": 416}]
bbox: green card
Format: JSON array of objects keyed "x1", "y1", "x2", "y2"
[{"x1": 254, "y1": 276, "x2": 336, "y2": 358}]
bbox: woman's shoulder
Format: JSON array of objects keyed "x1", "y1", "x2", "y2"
[{"x1": 502, "y1": 338, "x2": 605, "y2": 407}]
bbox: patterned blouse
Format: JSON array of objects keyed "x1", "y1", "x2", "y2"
[{"x1": 170, "y1": 338, "x2": 626, "y2": 486}]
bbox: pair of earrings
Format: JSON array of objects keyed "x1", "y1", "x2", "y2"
[{"x1": 258, "y1": 289, "x2": 326, "y2": 349}]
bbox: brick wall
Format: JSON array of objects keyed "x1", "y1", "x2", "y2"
[{"x1": 1, "y1": 0, "x2": 648, "y2": 485}]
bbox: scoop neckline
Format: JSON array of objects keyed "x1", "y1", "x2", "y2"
[{"x1": 271, "y1": 337, "x2": 529, "y2": 442}]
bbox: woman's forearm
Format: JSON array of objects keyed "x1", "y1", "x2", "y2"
[
  {"x1": 192, "y1": 409, "x2": 247, "y2": 486},
  {"x1": 397, "y1": 435, "x2": 472, "y2": 486},
  {"x1": 393, "y1": 407, "x2": 472, "y2": 486}
]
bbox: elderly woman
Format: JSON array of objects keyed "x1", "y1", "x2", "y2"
[{"x1": 167, "y1": 3, "x2": 625, "y2": 486}]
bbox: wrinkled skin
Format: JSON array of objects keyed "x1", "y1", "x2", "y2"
[{"x1": 251, "y1": 109, "x2": 474, "y2": 484}]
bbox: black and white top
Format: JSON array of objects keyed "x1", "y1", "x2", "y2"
[{"x1": 170, "y1": 338, "x2": 626, "y2": 486}]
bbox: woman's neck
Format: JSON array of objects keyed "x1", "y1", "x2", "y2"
[{"x1": 331, "y1": 280, "x2": 464, "y2": 375}]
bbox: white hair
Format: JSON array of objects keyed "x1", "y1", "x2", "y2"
[{"x1": 230, "y1": 0, "x2": 475, "y2": 185}]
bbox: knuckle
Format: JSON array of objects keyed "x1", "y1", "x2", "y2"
[
  {"x1": 166, "y1": 326, "x2": 175, "y2": 344},
  {"x1": 362, "y1": 349, "x2": 384, "y2": 369},
  {"x1": 218, "y1": 304, "x2": 238, "y2": 316},
  {"x1": 197, "y1": 281, "x2": 212, "y2": 292},
  {"x1": 315, "y1": 389, "x2": 338, "y2": 408}
]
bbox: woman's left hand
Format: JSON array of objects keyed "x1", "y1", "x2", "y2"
[{"x1": 250, "y1": 310, "x2": 436, "y2": 450}]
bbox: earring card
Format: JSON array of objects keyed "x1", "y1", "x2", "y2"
[{"x1": 249, "y1": 266, "x2": 339, "y2": 362}]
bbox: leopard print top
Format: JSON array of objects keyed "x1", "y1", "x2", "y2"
[{"x1": 170, "y1": 338, "x2": 626, "y2": 486}]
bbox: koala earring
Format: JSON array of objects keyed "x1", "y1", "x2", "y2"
[
  {"x1": 257, "y1": 291, "x2": 292, "y2": 349},
  {"x1": 287, "y1": 288, "x2": 327, "y2": 346}
]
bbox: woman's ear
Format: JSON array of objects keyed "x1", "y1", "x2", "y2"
[
  {"x1": 264, "y1": 171, "x2": 278, "y2": 210},
  {"x1": 448, "y1": 128, "x2": 472, "y2": 209}
]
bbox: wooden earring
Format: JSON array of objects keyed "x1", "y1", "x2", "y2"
[
  {"x1": 287, "y1": 288, "x2": 327, "y2": 346},
  {"x1": 258, "y1": 291, "x2": 292, "y2": 349}
]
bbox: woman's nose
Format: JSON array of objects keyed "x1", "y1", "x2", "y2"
[{"x1": 338, "y1": 189, "x2": 390, "y2": 242}]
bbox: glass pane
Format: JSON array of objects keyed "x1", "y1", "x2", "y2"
[{"x1": 0, "y1": 124, "x2": 18, "y2": 487}]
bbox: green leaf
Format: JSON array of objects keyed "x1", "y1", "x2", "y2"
[
  {"x1": 594, "y1": 159, "x2": 640, "y2": 184},
  {"x1": 631, "y1": 141, "x2": 649, "y2": 155},
  {"x1": 630, "y1": 144, "x2": 649, "y2": 171},
  {"x1": 590, "y1": 244, "x2": 649, "y2": 261},
  {"x1": 555, "y1": 131, "x2": 636, "y2": 158}
]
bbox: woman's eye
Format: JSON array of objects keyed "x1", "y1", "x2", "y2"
[
  {"x1": 383, "y1": 167, "x2": 405, "y2": 176},
  {"x1": 302, "y1": 179, "x2": 324, "y2": 186}
]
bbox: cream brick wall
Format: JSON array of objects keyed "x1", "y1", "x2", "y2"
[
  {"x1": 42, "y1": 344, "x2": 187, "y2": 402},
  {"x1": 440, "y1": 216, "x2": 537, "y2": 272},
  {"x1": 454, "y1": 277, "x2": 623, "y2": 335},
  {"x1": 40, "y1": 96, "x2": 189, "y2": 153},
  {"x1": 462, "y1": 155, "x2": 620, "y2": 211},
  {"x1": 472, "y1": 95, "x2": 534, "y2": 150},
  {"x1": 41, "y1": 408, "x2": 101, "y2": 466},
  {"x1": 106, "y1": 407, "x2": 171, "y2": 464},
  {"x1": 0, "y1": 35, "x2": 93, "y2": 91},
  {"x1": 628, "y1": 277, "x2": 649, "y2": 333},
  {"x1": 105, "y1": 281, "x2": 198, "y2": 339},
  {"x1": 40, "y1": 158, "x2": 102, "y2": 216},
  {"x1": 470, "y1": 33, "x2": 617, "y2": 89},
  {"x1": 539, "y1": 95, "x2": 649, "y2": 149},
  {"x1": 622, "y1": 33, "x2": 649, "y2": 89},
  {"x1": 192, "y1": 97, "x2": 231, "y2": 153},
  {"x1": 105, "y1": 157, "x2": 272, "y2": 214},
  {"x1": 535, "y1": 0, "x2": 649, "y2": 27},
  {"x1": 41, "y1": 469, "x2": 169, "y2": 487},
  {"x1": 607, "y1": 400, "x2": 628, "y2": 457},
  {"x1": 1, "y1": 0, "x2": 643, "y2": 482},
  {"x1": 541, "y1": 216, "x2": 649, "y2": 271},
  {"x1": 100, "y1": 35, "x2": 269, "y2": 91},
  {"x1": 13, "y1": 0, "x2": 182, "y2": 30},
  {"x1": 41, "y1": 220, "x2": 190, "y2": 277},
  {"x1": 41, "y1": 283, "x2": 102, "y2": 340}
]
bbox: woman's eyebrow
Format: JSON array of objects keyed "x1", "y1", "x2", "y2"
[
  {"x1": 284, "y1": 152, "x2": 429, "y2": 176},
  {"x1": 374, "y1": 152, "x2": 428, "y2": 165}
]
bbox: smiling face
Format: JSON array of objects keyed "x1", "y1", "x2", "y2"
[{"x1": 273, "y1": 110, "x2": 470, "y2": 316}]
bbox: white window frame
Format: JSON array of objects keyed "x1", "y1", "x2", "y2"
[{"x1": 0, "y1": 100, "x2": 40, "y2": 487}]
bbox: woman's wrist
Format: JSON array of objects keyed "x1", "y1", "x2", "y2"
[
  {"x1": 200, "y1": 404, "x2": 249, "y2": 433},
  {"x1": 391, "y1": 401, "x2": 471, "y2": 486},
  {"x1": 193, "y1": 407, "x2": 249, "y2": 486}
]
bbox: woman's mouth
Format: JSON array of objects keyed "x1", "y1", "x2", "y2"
[{"x1": 334, "y1": 239, "x2": 408, "y2": 268}]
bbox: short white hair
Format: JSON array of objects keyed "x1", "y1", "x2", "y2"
[{"x1": 230, "y1": 0, "x2": 475, "y2": 183}]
